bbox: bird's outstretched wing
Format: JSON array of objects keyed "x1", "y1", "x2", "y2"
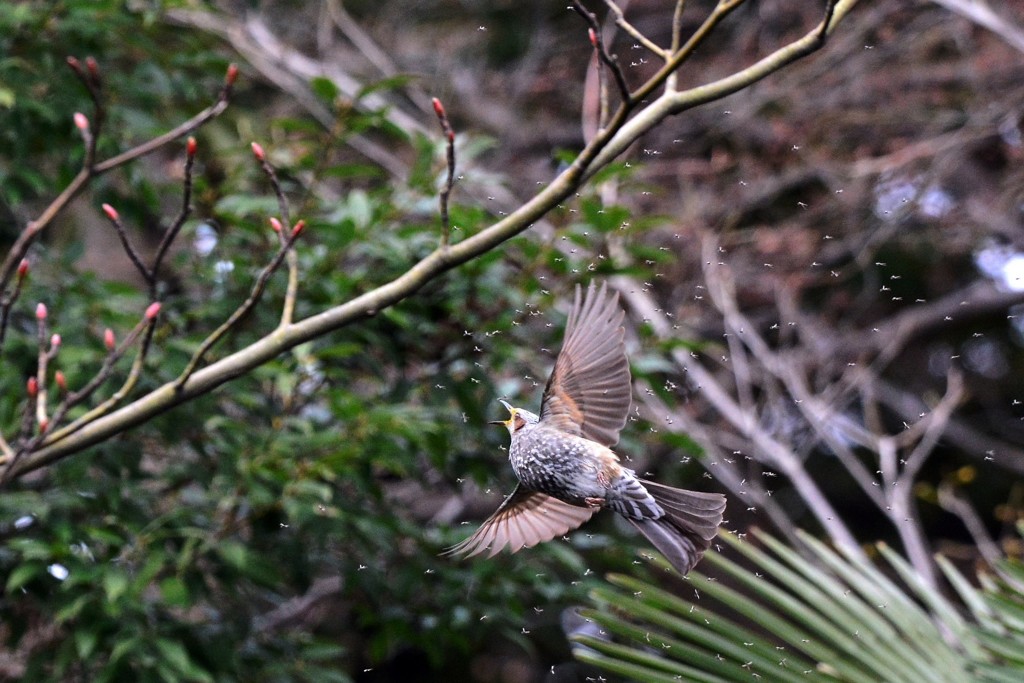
[
  {"x1": 539, "y1": 281, "x2": 632, "y2": 447},
  {"x1": 444, "y1": 485, "x2": 596, "y2": 558}
]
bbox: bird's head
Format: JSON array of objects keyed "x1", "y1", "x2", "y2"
[{"x1": 490, "y1": 399, "x2": 539, "y2": 436}]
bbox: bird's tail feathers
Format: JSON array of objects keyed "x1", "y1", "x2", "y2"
[
  {"x1": 630, "y1": 480, "x2": 726, "y2": 575},
  {"x1": 629, "y1": 517, "x2": 703, "y2": 575},
  {"x1": 641, "y1": 479, "x2": 725, "y2": 541}
]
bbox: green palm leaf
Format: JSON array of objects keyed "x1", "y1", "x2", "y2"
[{"x1": 573, "y1": 529, "x2": 1024, "y2": 682}]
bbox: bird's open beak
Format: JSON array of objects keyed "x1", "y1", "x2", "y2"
[{"x1": 489, "y1": 399, "x2": 515, "y2": 426}]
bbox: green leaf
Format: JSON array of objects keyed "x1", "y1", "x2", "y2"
[
  {"x1": 310, "y1": 76, "x2": 340, "y2": 103},
  {"x1": 103, "y1": 571, "x2": 129, "y2": 603},
  {"x1": 75, "y1": 628, "x2": 99, "y2": 659},
  {"x1": 154, "y1": 638, "x2": 214, "y2": 683},
  {"x1": 159, "y1": 576, "x2": 190, "y2": 607},
  {"x1": 6, "y1": 562, "x2": 41, "y2": 592}
]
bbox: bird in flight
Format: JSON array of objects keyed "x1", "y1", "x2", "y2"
[{"x1": 447, "y1": 282, "x2": 725, "y2": 575}]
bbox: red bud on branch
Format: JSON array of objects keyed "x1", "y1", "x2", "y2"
[
  {"x1": 269, "y1": 217, "x2": 283, "y2": 233},
  {"x1": 66, "y1": 56, "x2": 82, "y2": 73},
  {"x1": 226, "y1": 63, "x2": 239, "y2": 86},
  {"x1": 291, "y1": 220, "x2": 306, "y2": 238},
  {"x1": 50, "y1": 334, "x2": 61, "y2": 349},
  {"x1": 251, "y1": 142, "x2": 265, "y2": 162},
  {"x1": 35, "y1": 303, "x2": 47, "y2": 320},
  {"x1": 38, "y1": 419, "x2": 49, "y2": 434},
  {"x1": 432, "y1": 97, "x2": 446, "y2": 118},
  {"x1": 104, "y1": 328, "x2": 116, "y2": 351},
  {"x1": 85, "y1": 56, "x2": 101, "y2": 84},
  {"x1": 73, "y1": 112, "x2": 89, "y2": 132},
  {"x1": 101, "y1": 203, "x2": 119, "y2": 221},
  {"x1": 27, "y1": 377, "x2": 38, "y2": 398},
  {"x1": 145, "y1": 302, "x2": 162, "y2": 320},
  {"x1": 589, "y1": 28, "x2": 598, "y2": 47},
  {"x1": 56, "y1": 371, "x2": 67, "y2": 392},
  {"x1": 17, "y1": 259, "x2": 29, "y2": 280},
  {"x1": 186, "y1": 137, "x2": 197, "y2": 158}
]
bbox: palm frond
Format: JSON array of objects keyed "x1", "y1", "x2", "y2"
[{"x1": 573, "y1": 529, "x2": 1024, "y2": 682}]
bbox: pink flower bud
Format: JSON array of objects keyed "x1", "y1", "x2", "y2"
[
  {"x1": 104, "y1": 328, "x2": 116, "y2": 351},
  {"x1": 145, "y1": 302, "x2": 162, "y2": 320},
  {"x1": 66, "y1": 56, "x2": 82, "y2": 71},
  {"x1": 251, "y1": 142, "x2": 265, "y2": 162},
  {"x1": 56, "y1": 371, "x2": 67, "y2": 391},
  {"x1": 226, "y1": 63, "x2": 239, "y2": 86},
  {"x1": 269, "y1": 217, "x2": 283, "y2": 233},
  {"x1": 101, "y1": 203, "x2": 119, "y2": 221},
  {"x1": 50, "y1": 334, "x2": 61, "y2": 349},
  {"x1": 186, "y1": 137, "x2": 197, "y2": 158},
  {"x1": 17, "y1": 259, "x2": 28, "y2": 280},
  {"x1": 291, "y1": 220, "x2": 306, "y2": 238},
  {"x1": 85, "y1": 56, "x2": 100, "y2": 81},
  {"x1": 589, "y1": 28, "x2": 598, "y2": 47},
  {"x1": 27, "y1": 377, "x2": 38, "y2": 397},
  {"x1": 35, "y1": 303, "x2": 47, "y2": 320},
  {"x1": 73, "y1": 112, "x2": 89, "y2": 131},
  {"x1": 431, "y1": 97, "x2": 446, "y2": 118},
  {"x1": 38, "y1": 419, "x2": 48, "y2": 434}
]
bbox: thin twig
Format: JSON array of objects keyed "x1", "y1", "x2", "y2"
[
  {"x1": 326, "y1": 0, "x2": 399, "y2": 76},
  {"x1": 100, "y1": 204, "x2": 152, "y2": 284},
  {"x1": 883, "y1": 434, "x2": 937, "y2": 589},
  {"x1": 0, "y1": 259, "x2": 29, "y2": 354},
  {"x1": 175, "y1": 224, "x2": 307, "y2": 389},
  {"x1": 572, "y1": 1, "x2": 631, "y2": 106},
  {"x1": 432, "y1": 98, "x2": 457, "y2": 246},
  {"x1": 937, "y1": 483, "x2": 1003, "y2": 566},
  {"x1": 66, "y1": 56, "x2": 105, "y2": 135},
  {"x1": 251, "y1": 142, "x2": 300, "y2": 326},
  {"x1": 900, "y1": 368, "x2": 965, "y2": 481},
  {"x1": 34, "y1": 305, "x2": 51, "y2": 428},
  {"x1": 671, "y1": 0, "x2": 689, "y2": 54},
  {"x1": 819, "y1": 0, "x2": 838, "y2": 41},
  {"x1": 602, "y1": 1, "x2": 666, "y2": 59},
  {"x1": 151, "y1": 137, "x2": 198, "y2": 294}
]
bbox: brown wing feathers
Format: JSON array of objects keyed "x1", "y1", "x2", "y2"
[
  {"x1": 540, "y1": 282, "x2": 632, "y2": 447},
  {"x1": 444, "y1": 486, "x2": 596, "y2": 559}
]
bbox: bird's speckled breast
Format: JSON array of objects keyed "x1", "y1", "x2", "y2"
[{"x1": 508, "y1": 424, "x2": 615, "y2": 505}]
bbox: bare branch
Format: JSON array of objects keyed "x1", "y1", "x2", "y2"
[{"x1": 937, "y1": 483, "x2": 1003, "y2": 566}]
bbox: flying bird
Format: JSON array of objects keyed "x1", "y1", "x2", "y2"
[{"x1": 447, "y1": 282, "x2": 725, "y2": 575}]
